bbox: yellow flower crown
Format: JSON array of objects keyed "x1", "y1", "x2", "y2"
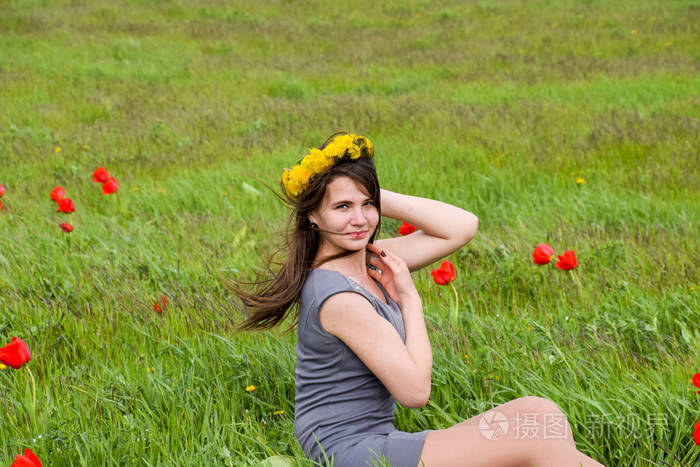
[{"x1": 281, "y1": 133, "x2": 374, "y2": 200}]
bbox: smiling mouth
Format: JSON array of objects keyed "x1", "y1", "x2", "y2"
[{"x1": 348, "y1": 231, "x2": 367, "y2": 238}]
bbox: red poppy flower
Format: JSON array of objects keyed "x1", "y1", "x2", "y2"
[
  {"x1": 11, "y1": 448, "x2": 41, "y2": 467},
  {"x1": 56, "y1": 198, "x2": 75, "y2": 213},
  {"x1": 693, "y1": 373, "x2": 700, "y2": 394},
  {"x1": 398, "y1": 222, "x2": 416, "y2": 236},
  {"x1": 0, "y1": 337, "x2": 31, "y2": 369},
  {"x1": 431, "y1": 260, "x2": 456, "y2": 285},
  {"x1": 50, "y1": 186, "x2": 66, "y2": 202},
  {"x1": 0, "y1": 184, "x2": 5, "y2": 197},
  {"x1": 532, "y1": 243, "x2": 554, "y2": 265},
  {"x1": 153, "y1": 295, "x2": 168, "y2": 313},
  {"x1": 59, "y1": 222, "x2": 73, "y2": 233},
  {"x1": 102, "y1": 177, "x2": 119, "y2": 195},
  {"x1": 695, "y1": 420, "x2": 700, "y2": 446},
  {"x1": 555, "y1": 250, "x2": 578, "y2": 270},
  {"x1": 92, "y1": 166, "x2": 110, "y2": 183}
]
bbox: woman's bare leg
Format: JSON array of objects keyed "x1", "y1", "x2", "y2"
[
  {"x1": 417, "y1": 396, "x2": 605, "y2": 467},
  {"x1": 452, "y1": 396, "x2": 577, "y2": 448}
]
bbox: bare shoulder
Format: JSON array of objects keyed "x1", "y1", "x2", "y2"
[
  {"x1": 318, "y1": 291, "x2": 429, "y2": 408},
  {"x1": 318, "y1": 291, "x2": 378, "y2": 336}
]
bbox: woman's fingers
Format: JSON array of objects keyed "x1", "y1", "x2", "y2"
[
  {"x1": 367, "y1": 244, "x2": 407, "y2": 273},
  {"x1": 368, "y1": 269, "x2": 382, "y2": 281},
  {"x1": 368, "y1": 254, "x2": 396, "y2": 274}
]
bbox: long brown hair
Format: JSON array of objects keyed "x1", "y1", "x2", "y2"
[{"x1": 224, "y1": 131, "x2": 382, "y2": 335}]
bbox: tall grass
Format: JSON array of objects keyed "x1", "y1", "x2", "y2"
[{"x1": 0, "y1": 0, "x2": 698, "y2": 465}]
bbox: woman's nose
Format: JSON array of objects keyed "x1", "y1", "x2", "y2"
[{"x1": 349, "y1": 207, "x2": 366, "y2": 224}]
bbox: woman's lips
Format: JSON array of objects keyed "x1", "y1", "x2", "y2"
[{"x1": 348, "y1": 230, "x2": 367, "y2": 238}]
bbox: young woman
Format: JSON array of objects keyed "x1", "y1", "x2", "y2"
[{"x1": 230, "y1": 132, "x2": 605, "y2": 467}]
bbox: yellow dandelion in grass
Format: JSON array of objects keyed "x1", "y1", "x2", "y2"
[
  {"x1": 551, "y1": 22, "x2": 558, "y2": 28},
  {"x1": 0, "y1": 363, "x2": 6, "y2": 370},
  {"x1": 246, "y1": 385, "x2": 256, "y2": 392},
  {"x1": 690, "y1": 286, "x2": 696, "y2": 291},
  {"x1": 630, "y1": 29, "x2": 637, "y2": 35},
  {"x1": 156, "y1": 188, "x2": 165, "y2": 193},
  {"x1": 221, "y1": 191, "x2": 226, "y2": 196},
  {"x1": 527, "y1": 326, "x2": 532, "y2": 332},
  {"x1": 273, "y1": 410, "x2": 285, "y2": 416},
  {"x1": 576, "y1": 177, "x2": 586, "y2": 184},
  {"x1": 82, "y1": 145, "x2": 88, "y2": 150},
  {"x1": 132, "y1": 186, "x2": 139, "y2": 191},
  {"x1": 664, "y1": 42, "x2": 671, "y2": 47},
  {"x1": 55, "y1": 147, "x2": 61, "y2": 153}
]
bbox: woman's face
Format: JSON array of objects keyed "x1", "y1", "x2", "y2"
[{"x1": 309, "y1": 175, "x2": 379, "y2": 255}]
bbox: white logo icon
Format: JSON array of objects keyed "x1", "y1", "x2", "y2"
[{"x1": 478, "y1": 410, "x2": 509, "y2": 440}]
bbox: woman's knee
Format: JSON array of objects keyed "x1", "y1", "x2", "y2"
[{"x1": 516, "y1": 396, "x2": 566, "y2": 417}]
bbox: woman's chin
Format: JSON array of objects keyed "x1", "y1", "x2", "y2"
[{"x1": 342, "y1": 242, "x2": 368, "y2": 252}]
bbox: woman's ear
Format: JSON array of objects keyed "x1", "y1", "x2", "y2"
[{"x1": 308, "y1": 213, "x2": 317, "y2": 225}]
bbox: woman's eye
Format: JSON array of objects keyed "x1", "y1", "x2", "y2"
[{"x1": 336, "y1": 204, "x2": 347, "y2": 209}]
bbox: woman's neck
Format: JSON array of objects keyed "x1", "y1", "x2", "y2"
[{"x1": 314, "y1": 247, "x2": 369, "y2": 280}]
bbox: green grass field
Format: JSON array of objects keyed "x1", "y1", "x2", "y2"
[{"x1": 1, "y1": 0, "x2": 699, "y2": 465}]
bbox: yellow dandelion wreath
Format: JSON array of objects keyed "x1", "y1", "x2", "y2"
[{"x1": 281, "y1": 133, "x2": 374, "y2": 200}]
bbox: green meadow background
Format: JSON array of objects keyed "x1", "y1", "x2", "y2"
[{"x1": 1, "y1": 0, "x2": 699, "y2": 465}]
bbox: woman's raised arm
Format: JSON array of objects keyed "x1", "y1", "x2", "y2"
[{"x1": 373, "y1": 189, "x2": 478, "y2": 272}]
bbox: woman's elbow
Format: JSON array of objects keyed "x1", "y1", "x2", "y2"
[{"x1": 461, "y1": 214, "x2": 479, "y2": 244}]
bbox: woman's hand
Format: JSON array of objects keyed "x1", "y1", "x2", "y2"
[{"x1": 366, "y1": 243, "x2": 419, "y2": 306}]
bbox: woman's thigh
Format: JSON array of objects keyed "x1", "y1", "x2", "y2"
[
  {"x1": 454, "y1": 396, "x2": 570, "y2": 434},
  {"x1": 417, "y1": 396, "x2": 574, "y2": 467}
]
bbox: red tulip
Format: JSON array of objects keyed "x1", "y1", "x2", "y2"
[
  {"x1": 11, "y1": 449, "x2": 41, "y2": 467},
  {"x1": 92, "y1": 166, "x2": 110, "y2": 183},
  {"x1": 693, "y1": 373, "x2": 700, "y2": 394},
  {"x1": 102, "y1": 177, "x2": 119, "y2": 195},
  {"x1": 398, "y1": 222, "x2": 416, "y2": 236},
  {"x1": 431, "y1": 260, "x2": 456, "y2": 285},
  {"x1": 0, "y1": 337, "x2": 31, "y2": 369},
  {"x1": 695, "y1": 420, "x2": 700, "y2": 446},
  {"x1": 59, "y1": 222, "x2": 73, "y2": 233},
  {"x1": 50, "y1": 186, "x2": 66, "y2": 202},
  {"x1": 56, "y1": 197, "x2": 75, "y2": 213},
  {"x1": 0, "y1": 184, "x2": 5, "y2": 197},
  {"x1": 555, "y1": 250, "x2": 578, "y2": 270},
  {"x1": 532, "y1": 243, "x2": 554, "y2": 265}
]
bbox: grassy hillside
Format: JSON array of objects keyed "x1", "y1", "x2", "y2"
[{"x1": 0, "y1": 0, "x2": 698, "y2": 465}]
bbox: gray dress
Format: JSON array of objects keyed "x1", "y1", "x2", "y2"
[{"x1": 294, "y1": 268, "x2": 431, "y2": 467}]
